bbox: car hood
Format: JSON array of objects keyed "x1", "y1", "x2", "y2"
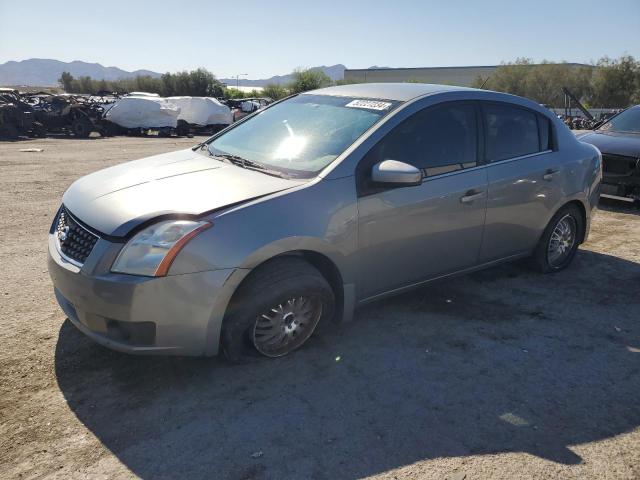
[
  {"x1": 62, "y1": 148, "x2": 304, "y2": 236},
  {"x1": 577, "y1": 131, "x2": 640, "y2": 158}
]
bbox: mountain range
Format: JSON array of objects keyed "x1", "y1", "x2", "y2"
[
  {"x1": 0, "y1": 59, "x2": 348, "y2": 87},
  {"x1": 0, "y1": 59, "x2": 161, "y2": 86}
]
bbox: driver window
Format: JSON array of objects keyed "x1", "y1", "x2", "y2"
[{"x1": 367, "y1": 102, "x2": 478, "y2": 178}]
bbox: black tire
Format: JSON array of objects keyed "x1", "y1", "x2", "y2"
[
  {"x1": 33, "y1": 122, "x2": 47, "y2": 138},
  {"x1": 221, "y1": 257, "x2": 335, "y2": 362},
  {"x1": 0, "y1": 124, "x2": 19, "y2": 140},
  {"x1": 531, "y1": 204, "x2": 583, "y2": 273},
  {"x1": 102, "y1": 121, "x2": 122, "y2": 137},
  {"x1": 176, "y1": 120, "x2": 189, "y2": 137},
  {"x1": 71, "y1": 117, "x2": 92, "y2": 138}
]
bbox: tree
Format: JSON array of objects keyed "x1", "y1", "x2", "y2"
[
  {"x1": 473, "y1": 58, "x2": 533, "y2": 98},
  {"x1": 523, "y1": 62, "x2": 593, "y2": 106},
  {"x1": 58, "y1": 71, "x2": 74, "y2": 92},
  {"x1": 473, "y1": 59, "x2": 594, "y2": 107},
  {"x1": 56, "y1": 68, "x2": 225, "y2": 97},
  {"x1": 288, "y1": 68, "x2": 333, "y2": 94},
  {"x1": 224, "y1": 88, "x2": 249, "y2": 99},
  {"x1": 589, "y1": 56, "x2": 640, "y2": 107},
  {"x1": 262, "y1": 83, "x2": 288, "y2": 100},
  {"x1": 472, "y1": 56, "x2": 640, "y2": 108}
]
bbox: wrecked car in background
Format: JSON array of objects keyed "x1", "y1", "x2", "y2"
[
  {"x1": 24, "y1": 93, "x2": 107, "y2": 138},
  {"x1": 0, "y1": 88, "x2": 45, "y2": 139},
  {"x1": 578, "y1": 105, "x2": 640, "y2": 204}
]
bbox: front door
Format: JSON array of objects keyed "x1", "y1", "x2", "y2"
[{"x1": 356, "y1": 102, "x2": 488, "y2": 300}]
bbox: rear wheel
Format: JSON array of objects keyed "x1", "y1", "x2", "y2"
[
  {"x1": 33, "y1": 122, "x2": 47, "y2": 138},
  {"x1": 71, "y1": 117, "x2": 92, "y2": 138},
  {"x1": 221, "y1": 257, "x2": 335, "y2": 362},
  {"x1": 176, "y1": 120, "x2": 189, "y2": 137},
  {"x1": 531, "y1": 204, "x2": 583, "y2": 273}
]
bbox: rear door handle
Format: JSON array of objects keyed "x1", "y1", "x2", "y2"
[
  {"x1": 460, "y1": 190, "x2": 485, "y2": 204},
  {"x1": 543, "y1": 168, "x2": 560, "y2": 181}
]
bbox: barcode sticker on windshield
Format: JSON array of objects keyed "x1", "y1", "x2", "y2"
[{"x1": 345, "y1": 99, "x2": 392, "y2": 111}]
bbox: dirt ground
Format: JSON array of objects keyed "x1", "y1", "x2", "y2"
[{"x1": 0, "y1": 136, "x2": 639, "y2": 480}]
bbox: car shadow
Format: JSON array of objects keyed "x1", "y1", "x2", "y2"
[
  {"x1": 599, "y1": 197, "x2": 640, "y2": 216},
  {"x1": 55, "y1": 249, "x2": 640, "y2": 479}
]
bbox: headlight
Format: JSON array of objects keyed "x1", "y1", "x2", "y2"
[{"x1": 111, "y1": 220, "x2": 211, "y2": 277}]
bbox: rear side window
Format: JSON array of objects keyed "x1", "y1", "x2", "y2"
[
  {"x1": 483, "y1": 104, "x2": 542, "y2": 162},
  {"x1": 538, "y1": 115, "x2": 551, "y2": 151},
  {"x1": 369, "y1": 102, "x2": 478, "y2": 176}
]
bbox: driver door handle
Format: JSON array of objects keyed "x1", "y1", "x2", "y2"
[
  {"x1": 460, "y1": 190, "x2": 485, "y2": 204},
  {"x1": 543, "y1": 168, "x2": 560, "y2": 181}
]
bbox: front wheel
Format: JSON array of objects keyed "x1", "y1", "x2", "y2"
[
  {"x1": 0, "y1": 124, "x2": 19, "y2": 140},
  {"x1": 531, "y1": 204, "x2": 583, "y2": 273},
  {"x1": 221, "y1": 258, "x2": 335, "y2": 362}
]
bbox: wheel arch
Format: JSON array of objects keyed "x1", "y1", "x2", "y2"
[
  {"x1": 204, "y1": 250, "x2": 347, "y2": 357},
  {"x1": 224, "y1": 250, "x2": 345, "y2": 325},
  {"x1": 563, "y1": 199, "x2": 588, "y2": 244},
  {"x1": 533, "y1": 197, "x2": 589, "y2": 257}
]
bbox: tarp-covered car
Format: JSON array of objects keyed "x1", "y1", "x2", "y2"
[
  {"x1": 166, "y1": 96, "x2": 232, "y2": 134},
  {"x1": 103, "y1": 96, "x2": 180, "y2": 133}
]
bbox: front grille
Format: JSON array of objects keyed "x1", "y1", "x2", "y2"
[
  {"x1": 602, "y1": 154, "x2": 639, "y2": 176},
  {"x1": 55, "y1": 208, "x2": 99, "y2": 264}
]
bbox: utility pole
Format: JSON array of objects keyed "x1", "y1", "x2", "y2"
[{"x1": 235, "y1": 74, "x2": 248, "y2": 90}]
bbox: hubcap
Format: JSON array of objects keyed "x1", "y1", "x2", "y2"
[
  {"x1": 547, "y1": 214, "x2": 576, "y2": 267},
  {"x1": 252, "y1": 296, "x2": 322, "y2": 357}
]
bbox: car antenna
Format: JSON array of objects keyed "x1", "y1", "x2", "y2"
[{"x1": 192, "y1": 140, "x2": 208, "y2": 151}]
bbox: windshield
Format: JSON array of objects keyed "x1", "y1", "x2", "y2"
[
  {"x1": 598, "y1": 106, "x2": 640, "y2": 134},
  {"x1": 208, "y1": 94, "x2": 399, "y2": 177}
]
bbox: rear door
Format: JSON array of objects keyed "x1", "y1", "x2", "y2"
[
  {"x1": 356, "y1": 101, "x2": 488, "y2": 300},
  {"x1": 479, "y1": 102, "x2": 562, "y2": 262}
]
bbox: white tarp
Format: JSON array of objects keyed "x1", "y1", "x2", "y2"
[
  {"x1": 103, "y1": 96, "x2": 180, "y2": 128},
  {"x1": 166, "y1": 96, "x2": 232, "y2": 126},
  {"x1": 127, "y1": 92, "x2": 160, "y2": 97},
  {"x1": 241, "y1": 100, "x2": 261, "y2": 113}
]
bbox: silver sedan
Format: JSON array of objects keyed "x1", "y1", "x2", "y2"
[{"x1": 48, "y1": 83, "x2": 602, "y2": 360}]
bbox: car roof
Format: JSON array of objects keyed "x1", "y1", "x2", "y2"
[{"x1": 307, "y1": 82, "x2": 476, "y2": 102}]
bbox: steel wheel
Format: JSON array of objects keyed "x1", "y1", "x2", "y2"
[
  {"x1": 252, "y1": 296, "x2": 323, "y2": 357},
  {"x1": 547, "y1": 214, "x2": 577, "y2": 268}
]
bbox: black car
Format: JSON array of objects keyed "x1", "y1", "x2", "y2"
[{"x1": 579, "y1": 105, "x2": 640, "y2": 204}]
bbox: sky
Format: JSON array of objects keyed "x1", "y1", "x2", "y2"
[{"x1": 1, "y1": 0, "x2": 639, "y2": 79}]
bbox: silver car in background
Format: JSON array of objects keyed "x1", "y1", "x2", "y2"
[{"x1": 48, "y1": 83, "x2": 602, "y2": 360}]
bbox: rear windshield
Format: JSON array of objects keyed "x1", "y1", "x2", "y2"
[{"x1": 208, "y1": 94, "x2": 399, "y2": 178}]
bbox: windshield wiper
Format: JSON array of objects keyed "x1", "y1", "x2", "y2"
[{"x1": 213, "y1": 153, "x2": 290, "y2": 179}]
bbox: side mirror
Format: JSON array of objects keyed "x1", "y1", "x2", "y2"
[{"x1": 371, "y1": 160, "x2": 422, "y2": 187}]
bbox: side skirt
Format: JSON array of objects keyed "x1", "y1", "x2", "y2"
[{"x1": 358, "y1": 252, "x2": 531, "y2": 306}]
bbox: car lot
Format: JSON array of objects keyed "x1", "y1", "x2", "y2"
[{"x1": 0, "y1": 136, "x2": 639, "y2": 479}]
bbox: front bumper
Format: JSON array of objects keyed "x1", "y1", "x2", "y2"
[
  {"x1": 601, "y1": 154, "x2": 640, "y2": 199},
  {"x1": 48, "y1": 234, "x2": 239, "y2": 356}
]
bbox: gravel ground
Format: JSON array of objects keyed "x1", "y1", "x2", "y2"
[{"x1": 0, "y1": 136, "x2": 639, "y2": 480}]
